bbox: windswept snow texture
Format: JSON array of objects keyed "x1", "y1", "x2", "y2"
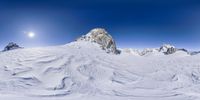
[{"x1": 0, "y1": 41, "x2": 200, "y2": 100}]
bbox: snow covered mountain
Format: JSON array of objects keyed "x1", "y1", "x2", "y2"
[
  {"x1": 0, "y1": 28, "x2": 200, "y2": 100},
  {"x1": 122, "y1": 44, "x2": 191, "y2": 56},
  {"x1": 77, "y1": 28, "x2": 119, "y2": 54}
]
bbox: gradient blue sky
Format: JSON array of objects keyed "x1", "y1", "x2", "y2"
[{"x1": 0, "y1": 0, "x2": 200, "y2": 50}]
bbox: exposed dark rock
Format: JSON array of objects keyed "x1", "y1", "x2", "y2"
[
  {"x1": 164, "y1": 47, "x2": 177, "y2": 55},
  {"x1": 3, "y1": 42, "x2": 23, "y2": 51},
  {"x1": 177, "y1": 48, "x2": 190, "y2": 54},
  {"x1": 77, "y1": 28, "x2": 119, "y2": 54},
  {"x1": 190, "y1": 51, "x2": 200, "y2": 55},
  {"x1": 159, "y1": 44, "x2": 176, "y2": 55}
]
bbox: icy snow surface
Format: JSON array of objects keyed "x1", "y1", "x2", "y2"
[{"x1": 0, "y1": 41, "x2": 200, "y2": 100}]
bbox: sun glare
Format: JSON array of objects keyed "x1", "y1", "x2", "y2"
[{"x1": 28, "y1": 32, "x2": 35, "y2": 38}]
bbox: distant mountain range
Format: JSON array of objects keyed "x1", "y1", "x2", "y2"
[{"x1": 2, "y1": 28, "x2": 199, "y2": 56}]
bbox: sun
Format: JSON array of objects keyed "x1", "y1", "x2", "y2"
[{"x1": 28, "y1": 32, "x2": 35, "y2": 38}]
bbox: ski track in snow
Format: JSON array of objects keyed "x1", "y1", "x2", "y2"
[{"x1": 0, "y1": 41, "x2": 199, "y2": 100}]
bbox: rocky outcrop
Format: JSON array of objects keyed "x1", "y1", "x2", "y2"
[
  {"x1": 177, "y1": 48, "x2": 190, "y2": 54},
  {"x1": 159, "y1": 44, "x2": 177, "y2": 55},
  {"x1": 190, "y1": 51, "x2": 200, "y2": 55},
  {"x1": 3, "y1": 42, "x2": 22, "y2": 51},
  {"x1": 77, "y1": 28, "x2": 119, "y2": 54},
  {"x1": 140, "y1": 48, "x2": 154, "y2": 56}
]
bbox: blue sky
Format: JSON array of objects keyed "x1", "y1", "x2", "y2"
[{"x1": 0, "y1": 0, "x2": 200, "y2": 50}]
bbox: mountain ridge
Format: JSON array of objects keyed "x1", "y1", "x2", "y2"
[{"x1": 1, "y1": 28, "x2": 199, "y2": 56}]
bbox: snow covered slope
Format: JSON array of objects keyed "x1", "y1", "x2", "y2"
[
  {"x1": 0, "y1": 40, "x2": 200, "y2": 100},
  {"x1": 0, "y1": 28, "x2": 199, "y2": 100}
]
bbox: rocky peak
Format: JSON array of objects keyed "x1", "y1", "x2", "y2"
[
  {"x1": 77, "y1": 28, "x2": 119, "y2": 54},
  {"x1": 159, "y1": 44, "x2": 177, "y2": 55},
  {"x1": 3, "y1": 42, "x2": 22, "y2": 51}
]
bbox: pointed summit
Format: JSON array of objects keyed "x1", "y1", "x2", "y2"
[
  {"x1": 77, "y1": 28, "x2": 119, "y2": 54},
  {"x1": 159, "y1": 44, "x2": 177, "y2": 55}
]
